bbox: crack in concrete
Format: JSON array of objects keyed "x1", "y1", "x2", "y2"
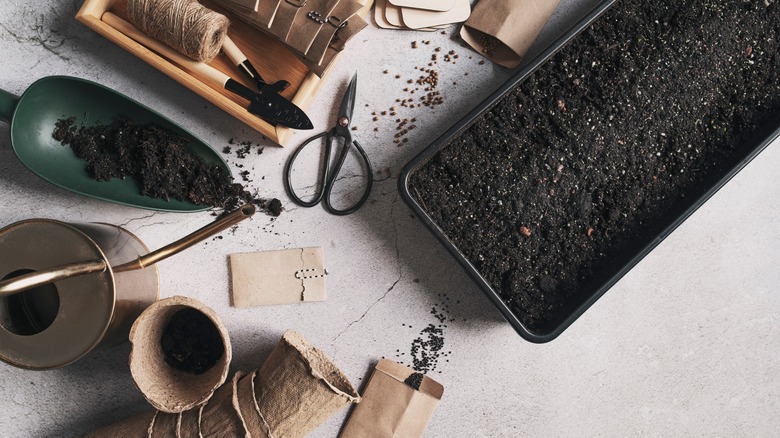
[
  {"x1": 332, "y1": 277, "x2": 399, "y2": 343},
  {"x1": 116, "y1": 212, "x2": 160, "y2": 228},
  {"x1": 0, "y1": 19, "x2": 71, "y2": 62},
  {"x1": 332, "y1": 195, "x2": 403, "y2": 342},
  {"x1": 373, "y1": 175, "x2": 398, "y2": 183}
]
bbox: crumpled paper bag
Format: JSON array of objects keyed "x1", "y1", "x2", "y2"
[{"x1": 461, "y1": 0, "x2": 561, "y2": 68}]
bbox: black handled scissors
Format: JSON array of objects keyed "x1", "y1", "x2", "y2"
[{"x1": 283, "y1": 73, "x2": 373, "y2": 216}]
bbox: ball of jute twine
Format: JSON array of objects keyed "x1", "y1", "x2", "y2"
[{"x1": 127, "y1": 0, "x2": 229, "y2": 63}]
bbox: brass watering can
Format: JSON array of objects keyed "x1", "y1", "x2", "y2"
[{"x1": 0, "y1": 205, "x2": 254, "y2": 370}]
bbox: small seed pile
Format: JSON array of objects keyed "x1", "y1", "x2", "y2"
[
  {"x1": 370, "y1": 38, "x2": 486, "y2": 146},
  {"x1": 397, "y1": 299, "x2": 455, "y2": 374},
  {"x1": 477, "y1": 33, "x2": 500, "y2": 56},
  {"x1": 409, "y1": 323, "x2": 444, "y2": 373}
]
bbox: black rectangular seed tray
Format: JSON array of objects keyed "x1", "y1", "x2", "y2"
[{"x1": 399, "y1": 0, "x2": 780, "y2": 343}]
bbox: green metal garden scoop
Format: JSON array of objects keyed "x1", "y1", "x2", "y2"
[{"x1": 0, "y1": 76, "x2": 230, "y2": 212}]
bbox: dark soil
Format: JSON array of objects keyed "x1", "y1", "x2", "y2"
[
  {"x1": 267, "y1": 198, "x2": 283, "y2": 216},
  {"x1": 409, "y1": 0, "x2": 780, "y2": 333},
  {"x1": 160, "y1": 308, "x2": 224, "y2": 374},
  {"x1": 52, "y1": 117, "x2": 282, "y2": 215}
]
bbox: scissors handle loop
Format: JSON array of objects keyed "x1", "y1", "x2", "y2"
[
  {"x1": 284, "y1": 132, "x2": 373, "y2": 215},
  {"x1": 323, "y1": 139, "x2": 373, "y2": 216},
  {"x1": 284, "y1": 131, "x2": 330, "y2": 208}
]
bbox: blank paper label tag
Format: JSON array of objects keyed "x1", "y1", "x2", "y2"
[{"x1": 230, "y1": 247, "x2": 327, "y2": 307}]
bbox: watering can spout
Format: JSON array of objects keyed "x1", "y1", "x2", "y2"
[
  {"x1": 114, "y1": 203, "x2": 256, "y2": 272},
  {"x1": 0, "y1": 260, "x2": 107, "y2": 297},
  {"x1": 0, "y1": 204, "x2": 255, "y2": 297}
]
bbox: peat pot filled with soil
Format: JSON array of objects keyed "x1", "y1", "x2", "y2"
[
  {"x1": 402, "y1": 0, "x2": 780, "y2": 341},
  {"x1": 129, "y1": 296, "x2": 231, "y2": 413}
]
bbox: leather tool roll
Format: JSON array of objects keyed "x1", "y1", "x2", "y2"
[
  {"x1": 257, "y1": 0, "x2": 281, "y2": 25},
  {"x1": 303, "y1": 13, "x2": 366, "y2": 76},
  {"x1": 328, "y1": 9, "x2": 365, "y2": 51},
  {"x1": 304, "y1": 0, "x2": 363, "y2": 64},
  {"x1": 287, "y1": 0, "x2": 341, "y2": 55},
  {"x1": 268, "y1": 0, "x2": 304, "y2": 40},
  {"x1": 215, "y1": 0, "x2": 368, "y2": 77},
  {"x1": 218, "y1": 0, "x2": 272, "y2": 28}
]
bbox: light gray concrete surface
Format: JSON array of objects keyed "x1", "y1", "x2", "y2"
[{"x1": 0, "y1": 1, "x2": 778, "y2": 437}]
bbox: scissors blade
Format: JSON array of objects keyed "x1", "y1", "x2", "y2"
[{"x1": 337, "y1": 73, "x2": 358, "y2": 126}]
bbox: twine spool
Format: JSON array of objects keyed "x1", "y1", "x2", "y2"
[{"x1": 127, "y1": 0, "x2": 229, "y2": 63}]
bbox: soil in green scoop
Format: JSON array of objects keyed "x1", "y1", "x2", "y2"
[
  {"x1": 52, "y1": 117, "x2": 282, "y2": 215},
  {"x1": 409, "y1": 0, "x2": 780, "y2": 334}
]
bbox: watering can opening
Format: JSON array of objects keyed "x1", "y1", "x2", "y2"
[{"x1": 0, "y1": 269, "x2": 60, "y2": 336}]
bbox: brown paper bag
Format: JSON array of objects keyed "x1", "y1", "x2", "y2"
[
  {"x1": 460, "y1": 0, "x2": 561, "y2": 68},
  {"x1": 230, "y1": 248, "x2": 327, "y2": 307},
  {"x1": 339, "y1": 359, "x2": 444, "y2": 438}
]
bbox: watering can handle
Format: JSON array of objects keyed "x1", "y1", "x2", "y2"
[
  {"x1": 0, "y1": 88, "x2": 19, "y2": 124},
  {"x1": 0, "y1": 260, "x2": 107, "y2": 298}
]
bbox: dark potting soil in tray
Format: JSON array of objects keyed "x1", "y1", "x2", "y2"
[{"x1": 409, "y1": 0, "x2": 780, "y2": 334}]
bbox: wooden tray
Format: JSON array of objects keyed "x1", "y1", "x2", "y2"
[{"x1": 76, "y1": 0, "x2": 361, "y2": 146}]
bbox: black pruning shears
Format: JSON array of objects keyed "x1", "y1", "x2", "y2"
[
  {"x1": 284, "y1": 73, "x2": 373, "y2": 215},
  {"x1": 222, "y1": 36, "x2": 313, "y2": 130}
]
